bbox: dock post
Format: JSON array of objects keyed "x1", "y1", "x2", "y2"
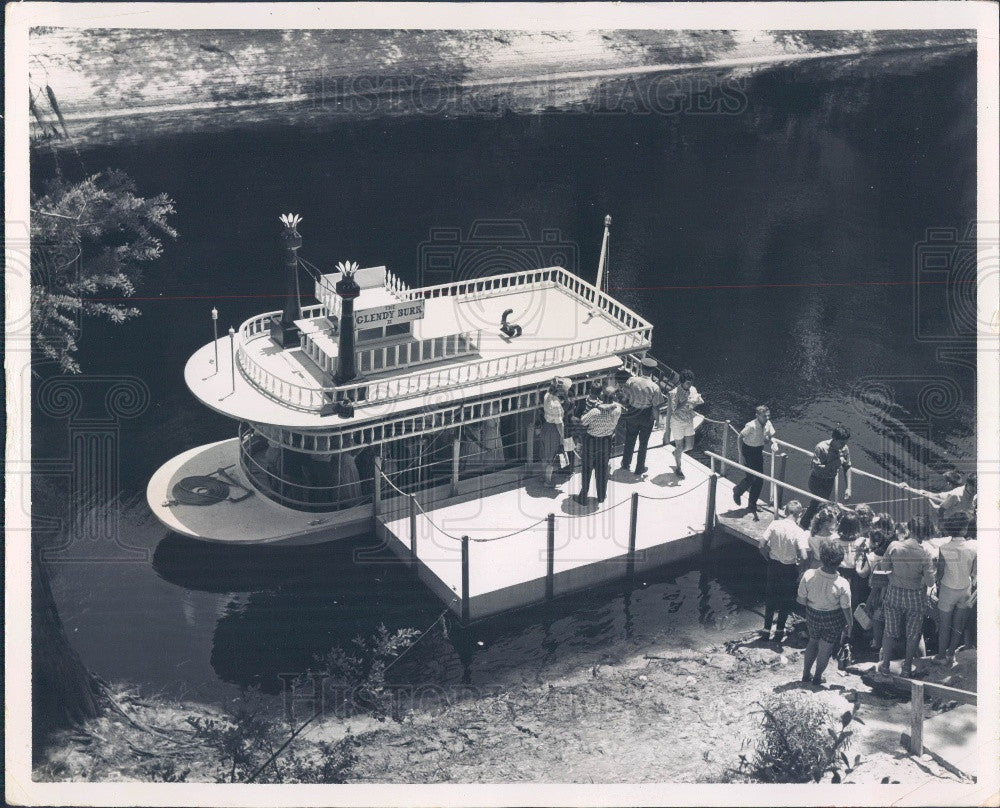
[
  {"x1": 909, "y1": 680, "x2": 925, "y2": 755},
  {"x1": 721, "y1": 420, "x2": 731, "y2": 477},
  {"x1": 703, "y1": 473, "x2": 718, "y2": 552},
  {"x1": 627, "y1": 492, "x2": 639, "y2": 579},
  {"x1": 775, "y1": 453, "x2": 788, "y2": 512},
  {"x1": 409, "y1": 494, "x2": 418, "y2": 567},
  {"x1": 461, "y1": 535, "x2": 470, "y2": 623},
  {"x1": 373, "y1": 455, "x2": 382, "y2": 520},
  {"x1": 451, "y1": 436, "x2": 461, "y2": 497},
  {"x1": 546, "y1": 513, "x2": 555, "y2": 602},
  {"x1": 526, "y1": 422, "x2": 535, "y2": 466},
  {"x1": 768, "y1": 450, "x2": 776, "y2": 508}
]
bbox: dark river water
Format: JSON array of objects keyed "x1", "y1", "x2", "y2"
[{"x1": 33, "y1": 51, "x2": 977, "y2": 705}]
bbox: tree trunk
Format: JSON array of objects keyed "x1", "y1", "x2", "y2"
[{"x1": 32, "y1": 550, "x2": 101, "y2": 741}]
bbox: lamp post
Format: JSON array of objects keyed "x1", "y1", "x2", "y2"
[
  {"x1": 229, "y1": 326, "x2": 236, "y2": 392},
  {"x1": 270, "y1": 213, "x2": 304, "y2": 348},
  {"x1": 211, "y1": 307, "x2": 219, "y2": 371}
]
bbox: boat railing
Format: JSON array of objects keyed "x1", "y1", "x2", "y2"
[
  {"x1": 707, "y1": 418, "x2": 941, "y2": 514},
  {"x1": 332, "y1": 326, "x2": 651, "y2": 406},
  {"x1": 397, "y1": 265, "x2": 652, "y2": 334},
  {"x1": 238, "y1": 423, "x2": 373, "y2": 512},
  {"x1": 705, "y1": 450, "x2": 847, "y2": 517},
  {"x1": 236, "y1": 305, "x2": 651, "y2": 412}
]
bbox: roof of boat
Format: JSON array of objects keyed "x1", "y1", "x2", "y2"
[{"x1": 185, "y1": 267, "x2": 652, "y2": 430}]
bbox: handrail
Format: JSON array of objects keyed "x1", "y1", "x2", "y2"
[
  {"x1": 724, "y1": 431, "x2": 940, "y2": 508},
  {"x1": 237, "y1": 312, "x2": 650, "y2": 413},
  {"x1": 773, "y1": 437, "x2": 813, "y2": 457},
  {"x1": 705, "y1": 451, "x2": 851, "y2": 513}
]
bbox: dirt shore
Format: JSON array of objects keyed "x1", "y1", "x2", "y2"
[
  {"x1": 28, "y1": 29, "x2": 974, "y2": 148},
  {"x1": 34, "y1": 619, "x2": 974, "y2": 785}
]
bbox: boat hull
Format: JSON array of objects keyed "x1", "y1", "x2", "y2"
[{"x1": 146, "y1": 439, "x2": 374, "y2": 545}]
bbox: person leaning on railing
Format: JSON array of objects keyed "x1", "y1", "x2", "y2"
[
  {"x1": 901, "y1": 472, "x2": 977, "y2": 539},
  {"x1": 800, "y1": 424, "x2": 853, "y2": 529}
]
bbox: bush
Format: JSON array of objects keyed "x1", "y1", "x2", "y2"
[{"x1": 734, "y1": 692, "x2": 861, "y2": 783}]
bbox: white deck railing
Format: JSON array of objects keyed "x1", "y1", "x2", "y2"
[{"x1": 235, "y1": 268, "x2": 653, "y2": 413}]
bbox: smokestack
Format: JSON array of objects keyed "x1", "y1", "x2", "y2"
[
  {"x1": 334, "y1": 261, "x2": 361, "y2": 385},
  {"x1": 270, "y1": 213, "x2": 303, "y2": 348}
]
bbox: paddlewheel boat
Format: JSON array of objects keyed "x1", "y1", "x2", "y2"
[{"x1": 147, "y1": 213, "x2": 685, "y2": 545}]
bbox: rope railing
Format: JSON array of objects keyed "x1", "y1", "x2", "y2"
[{"x1": 704, "y1": 451, "x2": 852, "y2": 514}]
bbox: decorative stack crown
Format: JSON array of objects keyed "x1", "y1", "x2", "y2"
[
  {"x1": 335, "y1": 260, "x2": 361, "y2": 299},
  {"x1": 279, "y1": 213, "x2": 303, "y2": 251}
]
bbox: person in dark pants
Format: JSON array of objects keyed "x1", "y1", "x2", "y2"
[
  {"x1": 575, "y1": 388, "x2": 623, "y2": 504},
  {"x1": 760, "y1": 500, "x2": 808, "y2": 643},
  {"x1": 620, "y1": 357, "x2": 665, "y2": 475},
  {"x1": 733, "y1": 405, "x2": 777, "y2": 521},
  {"x1": 800, "y1": 424, "x2": 853, "y2": 529}
]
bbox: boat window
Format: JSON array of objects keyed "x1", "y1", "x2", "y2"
[
  {"x1": 358, "y1": 326, "x2": 383, "y2": 342},
  {"x1": 385, "y1": 323, "x2": 409, "y2": 338}
]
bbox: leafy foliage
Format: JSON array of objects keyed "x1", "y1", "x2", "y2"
[
  {"x1": 308, "y1": 624, "x2": 421, "y2": 722},
  {"x1": 184, "y1": 625, "x2": 418, "y2": 783},
  {"x1": 187, "y1": 688, "x2": 357, "y2": 784},
  {"x1": 30, "y1": 169, "x2": 176, "y2": 372},
  {"x1": 733, "y1": 692, "x2": 864, "y2": 783}
]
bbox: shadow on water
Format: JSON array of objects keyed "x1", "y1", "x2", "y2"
[{"x1": 152, "y1": 531, "x2": 767, "y2": 695}]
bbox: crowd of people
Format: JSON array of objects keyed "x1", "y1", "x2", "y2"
[
  {"x1": 761, "y1": 484, "x2": 978, "y2": 687},
  {"x1": 537, "y1": 359, "x2": 696, "y2": 504},
  {"x1": 536, "y1": 368, "x2": 978, "y2": 687}
]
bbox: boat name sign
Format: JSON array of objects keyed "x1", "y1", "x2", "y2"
[{"x1": 354, "y1": 300, "x2": 426, "y2": 328}]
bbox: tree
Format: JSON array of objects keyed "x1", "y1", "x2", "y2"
[
  {"x1": 29, "y1": 169, "x2": 175, "y2": 744},
  {"x1": 30, "y1": 169, "x2": 176, "y2": 373}
]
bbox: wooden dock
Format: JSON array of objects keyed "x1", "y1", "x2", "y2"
[{"x1": 375, "y1": 428, "x2": 765, "y2": 622}]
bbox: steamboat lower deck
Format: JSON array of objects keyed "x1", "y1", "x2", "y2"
[{"x1": 376, "y1": 426, "x2": 736, "y2": 622}]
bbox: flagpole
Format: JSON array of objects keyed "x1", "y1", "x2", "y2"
[
  {"x1": 589, "y1": 214, "x2": 611, "y2": 317},
  {"x1": 211, "y1": 307, "x2": 219, "y2": 372}
]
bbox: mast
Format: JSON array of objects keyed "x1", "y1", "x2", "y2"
[{"x1": 590, "y1": 214, "x2": 611, "y2": 316}]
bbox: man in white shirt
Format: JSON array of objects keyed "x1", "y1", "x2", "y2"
[
  {"x1": 733, "y1": 405, "x2": 778, "y2": 521},
  {"x1": 760, "y1": 500, "x2": 808, "y2": 642}
]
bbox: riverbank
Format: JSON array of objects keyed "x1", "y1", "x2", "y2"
[
  {"x1": 34, "y1": 619, "x2": 975, "y2": 785},
  {"x1": 29, "y1": 29, "x2": 974, "y2": 148}
]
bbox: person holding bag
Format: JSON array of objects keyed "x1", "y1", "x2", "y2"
[{"x1": 539, "y1": 378, "x2": 569, "y2": 486}]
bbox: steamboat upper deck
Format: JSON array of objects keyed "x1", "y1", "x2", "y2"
[{"x1": 185, "y1": 265, "x2": 652, "y2": 429}]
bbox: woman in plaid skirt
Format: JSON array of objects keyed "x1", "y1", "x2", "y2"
[
  {"x1": 877, "y1": 522, "x2": 936, "y2": 678},
  {"x1": 854, "y1": 523, "x2": 894, "y2": 650},
  {"x1": 797, "y1": 540, "x2": 853, "y2": 687}
]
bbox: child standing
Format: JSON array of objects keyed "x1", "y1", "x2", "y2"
[{"x1": 797, "y1": 540, "x2": 853, "y2": 687}]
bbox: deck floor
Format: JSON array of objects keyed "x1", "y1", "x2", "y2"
[{"x1": 378, "y1": 427, "x2": 749, "y2": 619}]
